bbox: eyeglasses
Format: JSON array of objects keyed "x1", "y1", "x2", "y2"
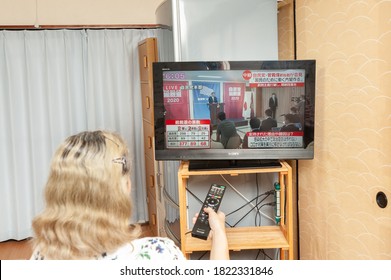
[{"x1": 112, "y1": 157, "x2": 129, "y2": 175}]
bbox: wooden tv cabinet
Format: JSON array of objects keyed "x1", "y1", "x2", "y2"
[{"x1": 177, "y1": 160, "x2": 294, "y2": 259}]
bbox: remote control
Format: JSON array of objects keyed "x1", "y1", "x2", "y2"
[{"x1": 191, "y1": 183, "x2": 226, "y2": 240}]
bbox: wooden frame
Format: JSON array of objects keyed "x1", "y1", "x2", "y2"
[{"x1": 177, "y1": 160, "x2": 294, "y2": 260}]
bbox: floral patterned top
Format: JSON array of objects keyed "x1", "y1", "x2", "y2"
[{"x1": 31, "y1": 237, "x2": 186, "y2": 260}]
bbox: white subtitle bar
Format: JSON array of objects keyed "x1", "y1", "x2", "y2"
[{"x1": 1, "y1": 260, "x2": 390, "y2": 280}]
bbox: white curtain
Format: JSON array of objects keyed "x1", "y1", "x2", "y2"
[{"x1": 0, "y1": 28, "x2": 172, "y2": 241}]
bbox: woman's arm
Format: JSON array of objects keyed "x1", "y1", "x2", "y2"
[{"x1": 203, "y1": 207, "x2": 229, "y2": 260}]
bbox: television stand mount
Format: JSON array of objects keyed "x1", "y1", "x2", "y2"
[{"x1": 188, "y1": 159, "x2": 281, "y2": 171}]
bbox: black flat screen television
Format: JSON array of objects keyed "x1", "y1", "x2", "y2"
[{"x1": 152, "y1": 60, "x2": 316, "y2": 169}]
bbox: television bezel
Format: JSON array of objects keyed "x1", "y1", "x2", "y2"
[{"x1": 152, "y1": 60, "x2": 316, "y2": 162}]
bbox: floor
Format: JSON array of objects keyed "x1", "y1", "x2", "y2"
[{"x1": 0, "y1": 223, "x2": 154, "y2": 260}]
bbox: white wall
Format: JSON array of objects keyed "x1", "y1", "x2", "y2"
[
  {"x1": 0, "y1": 0, "x2": 165, "y2": 26},
  {"x1": 170, "y1": 0, "x2": 278, "y2": 61}
]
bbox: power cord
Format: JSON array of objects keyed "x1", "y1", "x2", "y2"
[
  {"x1": 225, "y1": 190, "x2": 274, "y2": 217},
  {"x1": 232, "y1": 196, "x2": 274, "y2": 227},
  {"x1": 220, "y1": 175, "x2": 275, "y2": 222},
  {"x1": 255, "y1": 249, "x2": 274, "y2": 260},
  {"x1": 185, "y1": 187, "x2": 233, "y2": 228}
]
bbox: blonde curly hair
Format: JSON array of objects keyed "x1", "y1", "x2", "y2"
[{"x1": 31, "y1": 130, "x2": 141, "y2": 259}]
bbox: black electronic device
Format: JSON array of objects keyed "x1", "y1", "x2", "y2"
[
  {"x1": 153, "y1": 60, "x2": 316, "y2": 169},
  {"x1": 191, "y1": 183, "x2": 226, "y2": 240}
]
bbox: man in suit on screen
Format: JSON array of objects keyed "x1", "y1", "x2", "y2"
[
  {"x1": 269, "y1": 92, "x2": 278, "y2": 119},
  {"x1": 208, "y1": 92, "x2": 218, "y2": 105}
]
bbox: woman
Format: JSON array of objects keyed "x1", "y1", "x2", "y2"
[{"x1": 31, "y1": 130, "x2": 228, "y2": 260}]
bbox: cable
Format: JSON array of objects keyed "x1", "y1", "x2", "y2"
[
  {"x1": 185, "y1": 187, "x2": 233, "y2": 228},
  {"x1": 255, "y1": 201, "x2": 276, "y2": 227},
  {"x1": 232, "y1": 197, "x2": 273, "y2": 227},
  {"x1": 197, "y1": 251, "x2": 208, "y2": 260},
  {"x1": 186, "y1": 179, "x2": 276, "y2": 229},
  {"x1": 225, "y1": 190, "x2": 274, "y2": 217},
  {"x1": 255, "y1": 174, "x2": 262, "y2": 226},
  {"x1": 185, "y1": 187, "x2": 204, "y2": 205},
  {"x1": 255, "y1": 249, "x2": 273, "y2": 260},
  {"x1": 220, "y1": 175, "x2": 275, "y2": 222}
]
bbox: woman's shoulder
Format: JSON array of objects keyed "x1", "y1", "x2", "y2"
[
  {"x1": 30, "y1": 237, "x2": 186, "y2": 260},
  {"x1": 103, "y1": 237, "x2": 186, "y2": 260}
]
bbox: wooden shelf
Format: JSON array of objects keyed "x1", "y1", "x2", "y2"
[
  {"x1": 184, "y1": 226, "x2": 289, "y2": 253},
  {"x1": 177, "y1": 160, "x2": 294, "y2": 260},
  {"x1": 179, "y1": 160, "x2": 291, "y2": 177}
]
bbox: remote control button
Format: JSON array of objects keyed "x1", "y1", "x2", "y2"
[
  {"x1": 207, "y1": 198, "x2": 219, "y2": 206},
  {"x1": 191, "y1": 184, "x2": 226, "y2": 240}
]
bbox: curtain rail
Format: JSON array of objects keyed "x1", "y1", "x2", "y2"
[{"x1": 0, "y1": 24, "x2": 171, "y2": 30}]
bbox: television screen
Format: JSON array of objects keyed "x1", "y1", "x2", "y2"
[{"x1": 152, "y1": 60, "x2": 316, "y2": 169}]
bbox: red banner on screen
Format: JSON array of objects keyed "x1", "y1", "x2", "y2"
[
  {"x1": 223, "y1": 82, "x2": 245, "y2": 119},
  {"x1": 163, "y1": 81, "x2": 190, "y2": 119}
]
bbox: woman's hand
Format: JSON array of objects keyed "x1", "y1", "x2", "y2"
[
  {"x1": 203, "y1": 207, "x2": 226, "y2": 238},
  {"x1": 192, "y1": 207, "x2": 229, "y2": 260}
]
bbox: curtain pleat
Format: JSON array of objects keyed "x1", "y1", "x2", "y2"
[{"x1": 0, "y1": 28, "x2": 172, "y2": 241}]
